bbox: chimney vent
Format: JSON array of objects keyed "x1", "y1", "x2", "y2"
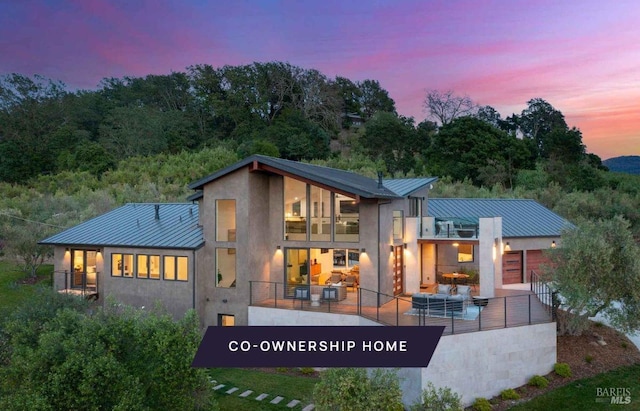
[
  {"x1": 154, "y1": 204, "x2": 160, "y2": 220},
  {"x1": 377, "y1": 171, "x2": 384, "y2": 189}
]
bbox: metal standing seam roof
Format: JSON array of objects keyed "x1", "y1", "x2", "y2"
[
  {"x1": 427, "y1": 198, "x2": 573, "y2": 238},
  {"x1": 383, "y1": 178, "x2": 438, "y2": 197},
  {"x1": 39, "y1": 203, "x2": 203, "y2": 249},
  {"x1": 188, "y1": 155, "x2": 406, "y2": 199}
]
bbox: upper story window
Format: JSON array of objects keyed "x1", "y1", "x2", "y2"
[
  {"x1": 409, "y1": 197, "x2": 422, "y2": 217},
  {"x1": 335, "y1": 194, "x2": 359, "y2": 242},
  {"x1": 137, "y1": 255, "x2": 160, "y2": 279},
  {"x1": 216, "y1": 248, "x2": 236, "y2": 288},
  {"x1": 393, "y1": 210, "x2": 404, "y2": 240},
  {"x1": 284, "y1": 177, "x2": 359, "y2": 242},
  {"x1": 284, "y1": 177, "x2": 307, "y2": 241},
  {"x1": 216, "y1": 200, "x2": 236, "y2": 242}
]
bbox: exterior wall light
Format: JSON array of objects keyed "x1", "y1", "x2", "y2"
[
  {"x1": 403, "y1": 243, "x2": 407, "y2": 249},
  {"x1": 551, "y1": 241, "x2": 556, "y2": 248},
  {"x1": 504, "y1": 242, "x2": 511, "y2": 252},
  {"x1": 390, "y1": 245, "x2": 394, "y2": 252},
  {"x1": 452, "y1": 242, "x2": 459, "y2": 247},
  {"x1": 360, "y1": 248, "x2": 366, "y2": 253},
  {"x1": 276, "y1": 245, "x2": 281, "y2": 250}
]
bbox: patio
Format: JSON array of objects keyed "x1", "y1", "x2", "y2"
[{"x1": 249, "y1": 282, "x2": 555, "y2": 335}]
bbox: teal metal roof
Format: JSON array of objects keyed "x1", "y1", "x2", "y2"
[
  {"x1": 40, "y1": 203, "x2": 203, "y2": 250},
  {"x1": 189, "y1": 155, "x2": 402, "y2": 199},
  {"x1": 427, "y1": 198, "x2": 572, "y2": 238},
  {"x1": 383, "y1": 178, "x2": 438, "y2": 196}
]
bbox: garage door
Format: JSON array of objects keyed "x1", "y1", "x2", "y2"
[
  {"x1": 502, "y1": 251, "x2": 522, "y2": 284},
  {"x1": 525, "y1": 250, "x2": 549, "y2": 282}
]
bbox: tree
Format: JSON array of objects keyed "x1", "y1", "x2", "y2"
[
  {"x1": 360, "y1": 112, "x2": 418, "y2": 175},
  {"x1": 0, "y1": 294, "x2": 218, "y2": 410},
  {"x1": 313, "y1": 368, "x2": 403, "y2": 411},
  {"x1": 427, "y1": 116, "x2": 531, "y2": 186},
  {"x1": 423, "y1": 90, "x2": 476, "y2": 126},
  {"x1": 542, "y1": 216, "x2": 640, "y2": 336},
  {"x1": 357, "y1": 79, "x2": 396, "y2": 119}
]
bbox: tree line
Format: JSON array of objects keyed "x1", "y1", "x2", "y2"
[{"x1": 0, "y1": 64, "x2": 605, "y2": 191}]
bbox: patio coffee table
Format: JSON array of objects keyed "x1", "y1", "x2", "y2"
[{"x1": 472, "y1": 296, "x2": 489, "y2": 307}]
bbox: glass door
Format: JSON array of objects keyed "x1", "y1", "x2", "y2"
[
  {"x1": 285, "y1": 248, "x2": 309, "y2": 297},
  {"x1": 72, "y1": 250, "x2": 97, "y2": 291}
]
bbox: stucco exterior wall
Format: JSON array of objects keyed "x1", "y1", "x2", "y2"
[{"x1": 100, "y1": 246, "x2": 195, "y2": 319}]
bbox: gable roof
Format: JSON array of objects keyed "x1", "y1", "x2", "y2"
[
  {"x1": 39, "y1": 203, "x2": 203, "y2": 250},
  {"x1": 427, "y1": 198, "x2": 572, "y2": 238},
  {"x1": 189, "y1": 155, "x2": 424, "y2": 200}
]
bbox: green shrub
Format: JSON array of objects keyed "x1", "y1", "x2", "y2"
[
  {"x1": 299, "y1": 367, "x2": 316, "y2": 375},
  {"x1": 275, "y1": 367, "x2": 289, "y2": 373},
  {"x1": 554, "y1": 362, "x2": 572, "y2": 378},
  {"x1": 410, "y1": 382, "x2": 463, "y2": 411},
  {"x1": 585, "y1": 354, "x2": 594, "y2": 363},
  {"x1": 313, "y1": 368, "x2": 403, "y2": 411},
  {"x1": 528, "y1": 375, "x2": 549, "y2": 388},
  {"x1": 621, "y1": 341, "x2": 629, "y2": 349},
  {"x1": 472, "y1": 397, "x2": 492, "y2": 411},
  {"x1": 500, "y1": 388, "x2": 520, "y2": 400}
]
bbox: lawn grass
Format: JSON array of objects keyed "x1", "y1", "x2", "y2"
[
  {"x1": 509, "y1": 364, "x2": 640, "y2": 410},
  {"x1": 0, "y1": 261, "x2": 53, "y2": 314},
  {"x1": 208, "y1": 368, "x2": 318, "y2": 410}
]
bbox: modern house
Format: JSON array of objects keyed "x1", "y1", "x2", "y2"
[{"x1": 40, "y1": 154, "x2": 569, "y2": 405}]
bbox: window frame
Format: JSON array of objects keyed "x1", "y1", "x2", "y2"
[
  {"x1": 111, "y1": 253, "x2": 134, "y2": 278},
  {"x1": 136, "y1": 254, "x2": 160, "y2": 280},
  {"x1": 163, "y1": 255, "x2": 188, "y2": 281},
  {"x1": 457, "y1": 244, "x2": 474, "y2": 263}
]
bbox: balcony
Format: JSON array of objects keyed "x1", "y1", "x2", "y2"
[{"x1": 422, "y1": 217, "x2": 479, "y2": 240}]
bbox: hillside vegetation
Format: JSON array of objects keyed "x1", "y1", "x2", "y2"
[{"x1": 1, "y1": 67, "x2": 639, "y2": 277}]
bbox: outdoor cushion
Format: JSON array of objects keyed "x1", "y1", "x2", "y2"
[{"x1": 437, "y1": 284, "x2": 451, "y2": 295}]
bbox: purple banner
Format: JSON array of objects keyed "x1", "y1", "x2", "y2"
[{"x1": 192, "y1": 326, "x2": 444, "y2": 368}]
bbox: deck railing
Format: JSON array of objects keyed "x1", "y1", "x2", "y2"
[
  {"x1": 249, "y1": 281, "x2": 555, "y2": 335},
  {"x1": 54, "y1": 270, "x2": 100, "y2": 300},
  {"x1": 530, "y1": 270, "x2": 558, "y2": 321}
]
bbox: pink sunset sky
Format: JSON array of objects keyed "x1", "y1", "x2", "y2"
[{"x1": 1, "y1": 0, "x2": 638, "y2": 160}]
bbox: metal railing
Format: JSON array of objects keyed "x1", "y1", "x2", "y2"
[
  {"x1": 530, "y1": 270, "x2": 558, "y2": 321},
  {"x1": 249, "y1": 281, "x2": 555, "y2": 335},
  {"x1": 54, "y1": 270, "x2": 100, "y2": 300},
  {"x1": 249, "y1": 281, "x2": 359, "y2": 314}
]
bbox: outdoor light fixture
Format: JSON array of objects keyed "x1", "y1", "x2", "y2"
[
  {"x1": 276, "y1": 245, "x2": 281, "y2": 250},
  {"x1": 403, "y1": 243, "x2": 407, "y2": 249},
  {"x1": 505, "y1": 242, "x2": 511, "y2": 252},
  {"x1": 390, "y1": 245, "x2": 394, "y2": 252},
  {"x1": 360, "y1": 248, "x2": 366, "y2": 253},
  {"x1": 64, "y1": 248, "x2": 70, "y2": 254},
  {"x1": 551, "y1": 241, "x2": 556, "y2": 248}
]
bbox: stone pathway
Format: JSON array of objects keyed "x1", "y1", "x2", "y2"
[{"x1": 211, "y1": 379, "x2": 315, "y2": 410}]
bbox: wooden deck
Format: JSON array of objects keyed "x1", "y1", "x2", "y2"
[{"x1": 250, "y1": 287, "x2": 554, "y2": 335}]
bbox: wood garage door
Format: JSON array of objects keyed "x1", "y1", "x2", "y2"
[
  {"x1": 525, "y1": 250, "x2": 548, "y2": 282},
  {"x1": 502, "y1": 251, "x2": 522, "y2": 284}
]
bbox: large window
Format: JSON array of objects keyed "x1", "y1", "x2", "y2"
[
  {"x1": 409, "y1": 197, "x2": 422, "y2": 217},
  {"x1": 284, "y1": 178, "x2": 359, "y2": 242},
  {"x1": 335, "y1": 194, "x2": 359, "y2": 242},
  {"x1": 285, "y1": 248, "x2": 309, "y2": 297},
  {"x1": 216, "y1": 200, "x2": 236, "y2": 242},
  {"x1": 310, "y1": 185, "x2": 331, "y2": 241},
  {"x1": 111, "y1": 253, "x2": 133, "y2": 277},
  {"x1": 216, "y1": 248, "x2": 236, "y2": 288},
  {"x1": 137, "y1": 255, "x2": 160, "y2": 279},
  {"x1": 393, "y1": 210, "x2": 404, "y2": 239},
  {"x1": 458, "y1": 244, "x2": 474, "y2": 263},
  {"x1": 284, "y1": 177, "x2": 307, "y2": 240},
  {"x1": 164, "y1": 256, "x2": 188, "y2": 281}
]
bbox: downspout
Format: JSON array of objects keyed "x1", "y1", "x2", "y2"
[{"x1": 192, "y1": 249, "x2": 196, "y2": 310}]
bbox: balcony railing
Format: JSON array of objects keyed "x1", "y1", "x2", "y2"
[
  {"x1": 54, "y1": 270, "x2": 100, "y2": 300},
  {"x1": 421, "y1": 216, "x2": 480, "y2": 239},
  {"x1": 249, "y1": 281, "x2": 555, "y2": 335}
]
